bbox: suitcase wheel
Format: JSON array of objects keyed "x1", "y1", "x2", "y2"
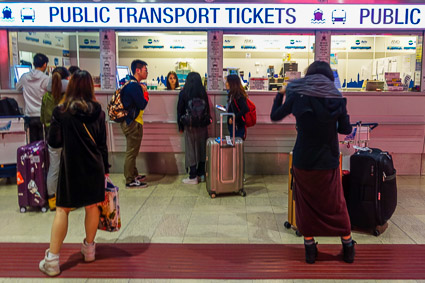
[
  {"x1": 20, "y1": 206, "x2": 26, "y2": 213},
  {"x1": 373, "y1": 229, "x2": 380, "y2": 236},
  {"x1": 41, "y1": 207, "x2": 48, "y2": 213},
  {"x1": 209, "y1": 192, "x2": 216, "y2": 199},
  {"x1": 239, "y1": 189, "x2": 246, "y2": 197},
  {"x1": 295, "y1": 230, "x2": 302, "y2": 237},
  {"x1": 284, "y1": 221, "x2": 291, "y2": 229}
]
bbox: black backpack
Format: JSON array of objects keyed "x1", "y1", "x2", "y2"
[
  {"x1": 180, "y1": 97, "x2": 210, "y2": 127},
  {"x1": 0, "y1": 97, "x2": 21, "y2": 116}
]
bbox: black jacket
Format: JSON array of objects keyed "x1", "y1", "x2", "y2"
[
  {"x1": 227, "y1": 96, "x2": 249, "y2": 129},
  {"x1": 121, "y1": 75, "x2": 148, "y2": 125},
  {"x1": 270, "y1": 74, "x2": 352, "y2": 170},
  {"x1": 49, "y1": 101, "x2": 109, "y2": 207}
]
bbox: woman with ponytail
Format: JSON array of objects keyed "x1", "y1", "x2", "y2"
[{"x1": 41, "y1": 66, "x2": 70, "y2": 211}]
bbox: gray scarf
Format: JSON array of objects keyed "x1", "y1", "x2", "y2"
[{"x1": 287, "y1": 74, "x2": 342, "y2": 99}]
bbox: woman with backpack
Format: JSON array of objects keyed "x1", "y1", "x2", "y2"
[
  {"x1": 177, "y1": 72, "x2": 211, "y2": 185},
  {"x1": 225, "y1": 74, "x2": 249, "y2": 140}
]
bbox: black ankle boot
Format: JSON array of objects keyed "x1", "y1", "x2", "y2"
[
  {"x1": 342, "y1": 240, "x2": 356, "y2": 263},
  {"x1": 304, "y1": 242, "x2": 318, "y2": 264}
]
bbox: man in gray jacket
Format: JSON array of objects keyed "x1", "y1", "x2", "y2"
[{"x1": 16, "y1": 53, "x2": 49, "y2": 143}]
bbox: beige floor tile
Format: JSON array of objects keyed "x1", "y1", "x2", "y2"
[
  {"x1": 245, "y1": 197, "x2": 271, "y2": 206},
  {"x1": 248, "y1": 226, "x2": 282, "y2": 243},
  {"x1": 153, "y1": 214, "x2": 191, "y2": 237},
  {"x1": 217, "y1": 225, "x2": 248, "y2": 239},
  {"x1": 245, "y1": 186, "x2": 269, "y2": 197},
  {"x1": 185, "y1": 223, "x2": 217, "y2": 237},
  {"x1": 218, "y1": 213, "x2": 247, "y2": 226},
  {"x1": 189, "y1": 212, "x2": 219, "y2": 226},
  {"x1": 246, "y1": 206, "x2": 274, "y2": 214},
  {"x1": 138, "y1": 196, "x2": 173, "y2": 215},
  {"x1": 247, "y1": 212, "x2": 279, "y2": 230},
  {"x1": 151, "y1": 184, "x2": 178, "y2": 197}
]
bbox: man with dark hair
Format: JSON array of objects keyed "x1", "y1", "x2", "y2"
[
  {"x1": 68, "y1": 66, "x2": 80, "y2": 75},
  {"x1": 120, "y1": 59, "x2": 149, "y2": 188},
  {"x1": 16, "y1": 53, "x2": 49, "y2": 142}
]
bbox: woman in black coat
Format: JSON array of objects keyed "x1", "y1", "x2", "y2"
[
  {"x1": 39, "y1": 70, "x2": 109, "y2": 277},
  {"x1": 177, "y1": 72, "x2": 211, "y2": 185},
  {"x1": 225, "y1": 74, "x2": 249, "y2": 140},
  {"x1": 270, "y1": 61, "x2": 355, "y2": 264}
]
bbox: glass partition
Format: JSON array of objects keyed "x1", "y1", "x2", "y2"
[
  {"x1": 223, "y1": 33, "x2": 315, "y2": 91},
  {"x1": 331, "y1": 33, "x2": 421, "y2": 91},
  {"x1": 117, "y1": 31, "x2": 207, "y2": 90},
  {"x1": 15, "y1": 31, "x2": 100, "y2": 87}
]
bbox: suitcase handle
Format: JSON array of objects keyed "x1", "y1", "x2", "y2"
[
  {"x1": 219, "y1": 113, "x2": 235, "y2": 147},
  {"x1": 219, "y1": 113, "x2": 236, "y2": 183}
]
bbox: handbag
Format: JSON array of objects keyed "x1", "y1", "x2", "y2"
[{"x1": 98, "y1": 177, "x2": 121, "y2": 232}]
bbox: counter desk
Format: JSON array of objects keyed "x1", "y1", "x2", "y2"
[{"x1": 1, "y1": 89, "x2": 424, "y2": 175}]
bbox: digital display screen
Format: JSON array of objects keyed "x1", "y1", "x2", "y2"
[
  {"x1": 117, "y1": 66, "x2": 130, "y2": 82},
  {"x1": 15, "y1": 65, "x2": 32, "y2": 81}
]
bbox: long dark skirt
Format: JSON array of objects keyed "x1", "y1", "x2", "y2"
[
  {"x1": 184, "y1": 126, "x2": 208, "y2": 169},
  {"x1": 293, "y1": 167, "x2": 351, "y2": 237}
]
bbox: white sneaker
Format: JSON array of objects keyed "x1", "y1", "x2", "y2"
[
  {"x1": 182, "y1": 177, "x2": 198, "y2": 185},
  {"x1": 81, "y1": 239, "x2": 96, "y2": 262},
  {"x1": 39, "y1": 249, "x2": 60, "y2": 277},
  {"x1": 198, "y1": 175, "x2": 206, "y2": 182}
]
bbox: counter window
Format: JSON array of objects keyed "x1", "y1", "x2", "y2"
[
  {"x1": 13, "y1": 31, "x2": 100, "y2": 87},
  {"x1": 331, "y1": 34, "x2": 421, "y2": 92},
  {"x1": 223, "y1": 33, "x2": 315, "y2": 91},
  {"x1": 117, "y1": 31, "x2": 207, "y2": 90}
]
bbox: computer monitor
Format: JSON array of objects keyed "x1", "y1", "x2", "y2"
[
  {"x1": 14, "y1": 65, "x2": 32, "y2": 81},
  {"x1": 332, "y1": 69, "x2": 342, "y2": 89},
  {"x1": 116, "y1": 66, "x2": 130, "y2": 86}
]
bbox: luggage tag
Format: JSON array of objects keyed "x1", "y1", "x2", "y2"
[
  {"x1": 215, "y1": 136, "x2": 233, "y2": 146},
  {"x1": 225, "y1": 136, "x2": 233, "y2": 146}
]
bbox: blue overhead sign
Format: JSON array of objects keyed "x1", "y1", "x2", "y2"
[{"x1": 0, "y1": 3, "x2": 424, "y2": 29}]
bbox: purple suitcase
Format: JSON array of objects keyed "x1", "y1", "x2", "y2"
[{"x1": 17, "y1": 140, "x2": 48, "y2": 213}]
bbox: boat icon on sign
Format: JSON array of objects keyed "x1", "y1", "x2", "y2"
[
  {"x1": 332, "y1": 9, "x2": 346, "y2": 24},
  {"x1": 21, "y1": 8, "x2": 35, "y2": 22}
]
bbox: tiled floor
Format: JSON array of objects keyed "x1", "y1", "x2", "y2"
[{"x1": 1, "y1": 174, "x2": 425, "y2": 282}]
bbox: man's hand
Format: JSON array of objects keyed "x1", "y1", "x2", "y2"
[
  {"x1": 141, "y1": 84, "x2": 147, "y2": 93},
  {"x1": 229, "y1": 117, "x2": 233, "y2": 125}
]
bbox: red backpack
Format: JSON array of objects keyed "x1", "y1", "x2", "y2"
[{"x1": 234, "y1": 97, "x2": 257, "y2": 128}]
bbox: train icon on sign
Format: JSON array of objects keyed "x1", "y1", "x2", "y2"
[
  {"x1": 332, "y1": 9, "x2": 346, "y2": 24},
  {"x1": 21, "y1": 8, "x2": 35, "y2": 22}
]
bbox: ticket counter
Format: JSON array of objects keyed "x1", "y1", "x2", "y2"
[{"x1": 1, "y1": 2, "x2": 425, "y2": 175}]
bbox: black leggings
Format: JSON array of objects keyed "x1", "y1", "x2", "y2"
[
  {"x1": 25, "y1": 116, "x2": 43, "y2": 143},
  {"x1": 189, "y1": 161, "x2": 205, "y2": 179}
]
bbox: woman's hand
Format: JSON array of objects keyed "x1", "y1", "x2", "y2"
[{"x1": 278, "y1": 86, "x2": 286, "y2": 96}]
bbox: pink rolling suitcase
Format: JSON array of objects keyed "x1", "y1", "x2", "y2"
[
  {"x1": 16, "y1": 140, "x2": 49, "y2": 213},
  {"x1": 206, "y1": 113, "x2": 245, "y2": 198}
]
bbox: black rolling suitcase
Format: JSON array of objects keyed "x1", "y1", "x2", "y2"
[{"x1": 348, "y1": 147, "x2": 397, "y2": 236}]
